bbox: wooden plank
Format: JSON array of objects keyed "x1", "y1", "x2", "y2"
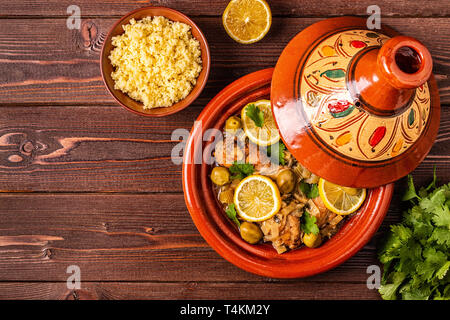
[
  {"x1": 0, "y1": 105, "x2": 448, "y2": 192},
  {"x1": 0, "y1": 18, "x2": 449, "y2": 105},
  {"x1": 0, "y1": 105, "x2": 190, "y2": 193},
  {"x1": 0, "y1": 281, "x2": 381, "y2": 300},
  {"x1": 0, "y1": 191, "x2": 441, "y2": 283},
  {"x1": 0, "y1": 0, "x2": 448, "y2": 18}
]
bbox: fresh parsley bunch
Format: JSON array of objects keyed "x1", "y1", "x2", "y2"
[{"x1": 378, "y1": 170, "x2": 450, "y2": 300}]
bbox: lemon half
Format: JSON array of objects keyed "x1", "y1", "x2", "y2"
[
  {"x1": 318, "y1": 178, "x2": 367, "y2": 215},
  {"x1": 241, "y1": 99, "x2": 280, "y2": 147},
  {"x1": 222, "y1": 0, "x2": 272, "y2": 44}
]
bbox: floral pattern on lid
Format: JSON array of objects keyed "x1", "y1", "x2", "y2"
[{"x1": 299, "y1": 30, "x2": 431, "y2": 161}]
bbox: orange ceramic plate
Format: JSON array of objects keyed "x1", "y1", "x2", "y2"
[{"x1": 182, "y1": 68, "x2": 394, "y2": 278}]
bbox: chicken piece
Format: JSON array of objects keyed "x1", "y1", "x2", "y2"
[
  {"x1": 284, "y1": 150, "x2": 294, "y2": 167},
  {"x1": 290, "y1": 203, "x2": 305, "y2": 217},
  {"x1": 319, "y1": 210, "x2": 344, "y2": 238},
  {"x1": 312, "y1": 196, "x2": 328, "y2": 214},
  {"x1": 260, "y1": 217, "x2": 281, "y2": 242},
  {"x1": 329, "y1": 214, "x2": 344, "y2": 226},
  {"x1": 286, "y1": 215, "x2": 301, "y2": 248},
  {"x1": 247, "y1": 146, "x2": 286, "y2": 179},
  {"x1": 307, "y1": 198, "x2": 329, "y2": 227},
  {"x1": 259, "y1": 206, "x2": 302, "y2": 254},
  {"x1": 214, "y1": 138, "x2": 244, "y2": 167},
  {"x1": 321, "y1": 223, "x2": 341, "y2": 238},
  {"x1": 292, "y1": 163, "x2": 311, "y2": 180},
  {"x1": 268, "y1": 215, "x2": 302, "y2": 254},
  {"x1": 271, "y1": 238, "x2": 288, "y2": 254},
  {"x1": 280, "y1": 201, "x2": 298, "y2": 216},
  {"x1": 293, "y1": 192, "x2": 308, "y2": 204},
  {"x1": 305, "y1": 173, "x2": 319, "y2": 184}
]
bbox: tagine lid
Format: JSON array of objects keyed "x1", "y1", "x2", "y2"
[{"x1": 271, "y1": 16, "x2": 440, "y2": 188}]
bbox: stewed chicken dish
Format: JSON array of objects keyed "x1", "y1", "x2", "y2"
[{"x1": 210, "y1": 100, "x2": 367, "y2": 254}]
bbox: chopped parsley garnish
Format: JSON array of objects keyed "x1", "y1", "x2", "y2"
[
  {"x1": 225, "y1": 203, "x2": 240, "y2": 227},
  {"x1": 299, "y1": 182, "x2": 319, "y2": 199},
  {"x1": 246, "y1": 104, "x2": 264, "y2": 128},
  {"x1": 301, "y1": 211, "x2": 319, "y2": 235},
  {"x1": 229, "y1": 161, "x2": 254, "y2": 180},
  {"x1": 267, "y1": 141, "x2": 286, "y2": 165}
]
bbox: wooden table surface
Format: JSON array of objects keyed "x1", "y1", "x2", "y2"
[{"x1": 0, "y1": 0, "x2": 449, "y2": 300}]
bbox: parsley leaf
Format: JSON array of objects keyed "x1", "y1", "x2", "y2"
[
  {"x1": 436, "y1": 261, "x2": 450, "y2": 280},
  {"x1": 229, "y1": 161, "x2": 254, "y2": 180},
  {"x1": 379, "y1": 272, "x2": 406, "y2": 300},
  {"x1": 419, "y1": 167, "x2": 438, "y2": 199},
  {"x1": 429, "y1": 227, "x2": 450, "y2": 247},
  {"x1": 426, "y1": 166, "x2": 438, "y2": 192},
  {"x1": 267, "y1": 141, "x2": 286, "y2": 165},
  {"x1": 225, "y1": 203, "x2": 240, "y2": 227},
  {"x1": 402, "y1": 174, "x2": 421, "y2": 202},
  {"x1": 245, "y1": 104, "x2": 264, "y2": 128},
  {"x1": 301, "y1": 211, "x2": 319, "y2": 235},
  {"x1": 299, "y1": 182, "x2": 319, "y2": 199}
]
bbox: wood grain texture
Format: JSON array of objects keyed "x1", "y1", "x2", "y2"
[
  {"x1": 0, "y1": 188, "x2": 442, "y2": 284},
  {"x1": 0, "y1": 105, "x2": 448, "y2": 192},
  {"x1": 0, "y1": 0, "x2": 448, "y2": 17},
  {"x1": 0, "y1": 18, "x2": 449, "y2": 105},
  {"x1": 0, "y1": 0, "x2": 449, "y2": 300},
  {"x1": 0, "y1": 105, "x2": 186, "y2": 192},
  {"x1": 0, "y1": 281, "x2": 381, "y2": 300}
]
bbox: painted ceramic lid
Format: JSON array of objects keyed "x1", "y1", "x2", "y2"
[{"x1": 271, "y1": 17, "x2": 440, "y2": 188}]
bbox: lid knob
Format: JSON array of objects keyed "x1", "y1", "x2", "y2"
[
  {"x1": 347, "y1": 36, "x2": 433, "y2": 116},
  {"x1": 378, "y1": 36, "x2": 433, "y2": 89}
]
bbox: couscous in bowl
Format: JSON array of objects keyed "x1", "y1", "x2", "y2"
[{"x1": 100, "y1": 6, "x2": 210, "y2": 117}]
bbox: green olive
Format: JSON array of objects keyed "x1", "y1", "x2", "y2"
[
  {"x1": 276, "y1": 169, "x2": 296, "y2": 194},
  {"x1": 240, "y1": 222, "x2": 263, "y2": 244},
  {"x1": 225, "y1": 116, "x2": 242, "y2": 131},
  {"x1": 210, "y1": 166, "x2": 230, "y2": 186},
  {"x1": 303, "y1": 232, "x2": 322, "y2": 248}
]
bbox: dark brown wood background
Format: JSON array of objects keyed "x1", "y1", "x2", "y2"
[{"x1": 0, "y1": 0, "x2": 448, "y2": 300}]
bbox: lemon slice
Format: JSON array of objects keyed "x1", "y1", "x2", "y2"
[
  {"x1": 222, "y1": 0, "x2": 272, "y2": 44},
  {"x1": 241, "y1": 99, "x2": 280, "y2": 147},
  {"x1": 318, "y1": 178, "x2": 367, "y2": 215},
  {"x1": 234, "y1": 175, "x2": 281, "y2": 222}
]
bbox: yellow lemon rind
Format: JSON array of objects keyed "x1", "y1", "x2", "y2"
[
  {"x1": 318, "y1": 178, "x2": 367, "y2": 216},
  {"x1": 241, "y1": 100, "x2": 280, "y2": 147},
  {"x1": 222, "y1": 0, "x2": 272, "y2": 44},
  {"x1": 233, "y1": 175, "x2": 281, "y2": 222}
]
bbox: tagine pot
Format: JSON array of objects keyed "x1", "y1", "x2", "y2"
[
  {"x1": 182, "y1": 17, "x2": 440, "y2": 278},
  {"x1": 271, "y1": 16, "x2": 440, "y2": 188}
]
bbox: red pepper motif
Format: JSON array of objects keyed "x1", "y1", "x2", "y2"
[
  {"x1": 328, "y1": 100, "x2": 351, "y2": 113},
  {"x1": 369, "y1": 126, "x2": 386, "y2": 148},
  {"x1": 327, "y1": 100, "x2": 355, "y2": 118},
  {"x1": 350, "y1": 40, "x2": 367, "y2": 48}
]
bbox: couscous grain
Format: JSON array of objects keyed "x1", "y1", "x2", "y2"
[{"x1": 109, "y1": 16, "x2": 202, "y2": 109}]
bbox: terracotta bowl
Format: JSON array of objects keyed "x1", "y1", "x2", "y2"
[
  {"x1": 182, "y1": 68, "x2": 394, "y2": 278},
  {"x1": 100, "y1": 6, "x2": 210, "y2": 117}
]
